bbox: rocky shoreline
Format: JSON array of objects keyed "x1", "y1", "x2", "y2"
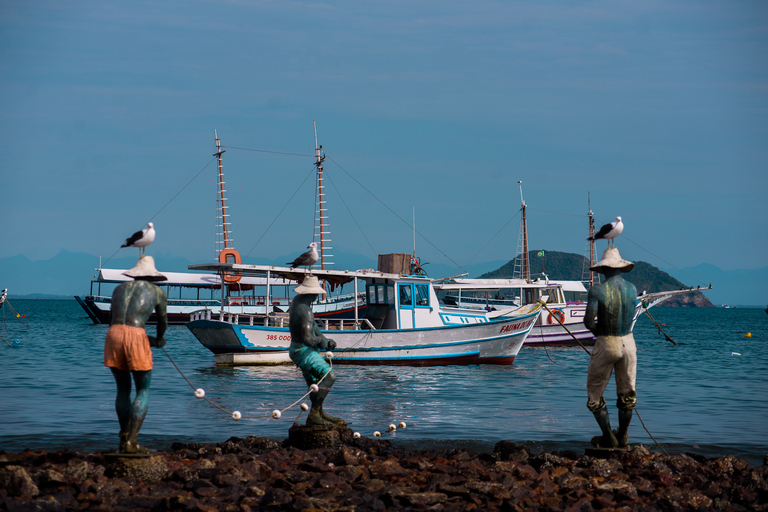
[{"x1": 1, "y1": 429, "x2": 766, "y2": 511}]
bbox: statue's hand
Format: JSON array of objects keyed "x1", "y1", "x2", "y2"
[
  {"x1": 327, "y1": 339, "x2": 337, "y2": 351},
  {"x1": 148, "y1": 336, "x2": 166, "y2": 348}
]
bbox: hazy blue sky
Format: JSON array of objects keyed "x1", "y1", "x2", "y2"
[{"x1": 1, "y1": 0, "x2": 766, "y2": 276}]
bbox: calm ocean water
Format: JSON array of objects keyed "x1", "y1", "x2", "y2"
[{"x1": 1, "y1": 299, "x2": 766, "y2": 465}]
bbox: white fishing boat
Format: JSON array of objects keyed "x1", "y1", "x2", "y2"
[
  {"x1": 186, "y1": 260, "x2": 543, "y2": 366},
  {"x1": 434, "y1": 276, "x2": 594, "y2": 346}
]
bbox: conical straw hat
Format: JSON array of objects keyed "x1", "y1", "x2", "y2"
[
  {"x1": 590, "y1": 247, "x2": 634, "y2": 273},
  {"x1": 293, "y1": 275, "x2": 326, "y2": 295},
  {"x1": 122, "y1": 256, "x2": 168, "y2": 282}
]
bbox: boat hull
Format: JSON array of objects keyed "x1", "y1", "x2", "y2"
[{"x1": 187, "y1": 312, "x2": 538, "y2": 366}]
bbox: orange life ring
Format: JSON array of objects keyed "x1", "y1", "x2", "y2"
[
  {"x1": 548, "y1": 309, "x2": 565, "y2": 325},
  {"x1": 218, "y1": 248, "x2": 242, "y2": 283}
]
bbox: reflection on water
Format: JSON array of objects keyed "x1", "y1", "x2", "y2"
[{"x1": 1, "y1": 301, "x2": 767, "y2": 466}]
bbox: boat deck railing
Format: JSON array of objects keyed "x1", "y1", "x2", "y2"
[
  {"x1": 189, "y1": 309, "x2": 376, "y2": 331},
  {"x1": 89, "y1": 295, "x2": 220, "y2": 307}
]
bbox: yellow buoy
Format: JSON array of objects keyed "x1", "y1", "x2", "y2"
[{"x1": 745, "y1": 332, "x2": 752, "y2": 338}]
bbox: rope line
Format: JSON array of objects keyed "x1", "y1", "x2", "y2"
[
  {"x1": 161, "y1": 346, "x2": 330, "y2": 420},
  {"x1": 101, "y1": 157, "x2": 217, "y2": 268},
  {"x1": 324, "y1": 170, "x2": 378, "y2": 259},
  {"x1": 325, "y1": 155, "x2": 465, "y2": 271},
  {"x1": 3, "y1": 300, "x2": 30, "y2": 329},
  {"x1": 634, "y1": 408, "x2": 669, "y2": 456},
  {"x1": 642, "y1": 306, "x2": 677, "y2": 345},
  {"x1": 527, "y1": 207, "x2": 588, "y2": 218},
  {"x1": 538, "y1": 301, "x2": 591, "y2": 356},
  {"x1": 622, "y1": 236, "x2": 709, "y2": 286},
  {"x1": 464, "y1": 208, "x2": 522, "y2": 267},
  {"x1": 222, "y1": 145, "x2": 314, "y2": 158},
  {"x1": 242, "y1": 165, "x2": 316, "y2": 261}
]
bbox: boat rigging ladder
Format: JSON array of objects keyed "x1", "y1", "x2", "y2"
[{"x1": 312, "y1": 121, "x2": 334, "y2": 270}]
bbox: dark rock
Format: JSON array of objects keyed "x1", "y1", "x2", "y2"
[
  {"x1": 261, "y1": 487, "x2": 293, "y2": 508},
  {"x1": 0, "y1": 440, "x2": 765, "y2": 511},
  {"x1": 34, "y1": 469, "x2": 66, "y2": 490},
  {"x1": 530, "y1": 452, "x2": 571, "y2": 472},
  {"x1": 338, "y1": 465, "x2": 363, "y2": 483},
  {"x1": 400, "y1": 491, "x2": 448, "y2": 506},
  {"x1": 494, "y1": 441, "x2": 531, "y2": 463},
  {"x1": 0, "y1": 465, "x2": 39, "y2": 497}
]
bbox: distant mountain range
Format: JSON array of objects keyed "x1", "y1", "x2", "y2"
[{"x1": 1, "y1": 249, "x2": 764, "y2": 306}]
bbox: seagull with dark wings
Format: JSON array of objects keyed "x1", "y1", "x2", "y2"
[
  {"x1": 588, "y1": 216, "x2": 623, "y2": 248},
  {"x1": 288, "y1": 242, "x2": 319, "y2": 270},
  {"x1": 121, "y1": 222, "x2": 156, "y2": 257}
]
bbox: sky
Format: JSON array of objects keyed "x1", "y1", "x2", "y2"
[{"x1": 1, "y1": 0, "x2": 766, "y2": 279}]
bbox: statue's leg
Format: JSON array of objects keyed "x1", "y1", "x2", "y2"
[
  {"x1": 123, "y1": 370, "x2": 151, "y2": 453},
  {"x1": 110, "y1": 368, "x2": 132, "y2": 451},
  {"x1": 615, "y1": 407, "x2": 633, "y2": 448},
  {"x1": 614, "y1": 336, "x2": 637, "y2": 448},
  {"x1": 317, "y1": 372, "x2": 343, "y2": 423},
  {"x1": 587, "y1": 338, "x2": 620, "y2": 448},
  {"x1": 307, "y1": 385, "x2": 335, "y2": 426},
  {"x1": 591, "y1": 405, "x2": 619, "y2": 448}
]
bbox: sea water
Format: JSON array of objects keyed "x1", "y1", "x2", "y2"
[{"x1": 1, "y1": 300, "x2": 766, "y2": 466}]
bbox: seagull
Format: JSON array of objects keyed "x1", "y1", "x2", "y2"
[
  {"x1": 588, "y1": 216, "x2": 623, "y2": 247},
  {"x1": 287, "y1": 242, "x2": 319, "y2": 270},
  {"x1": 121, "y1": 222, "x2": 156, "y2": 257}
]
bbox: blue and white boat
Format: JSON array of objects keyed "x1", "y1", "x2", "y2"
[{"x1": 185, "y1": 261, "x2": 543, "y2": 366}]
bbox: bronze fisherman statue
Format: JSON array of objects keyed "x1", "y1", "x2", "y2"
[
  {"x1": 288, "y1": 275, "x2": 344, "y2": 427},
  {"x1": 584, "y1": 247, "x2": 637, "y2": 449},
  {"x1": 103, "y1": 256, "x2": 168, "y2": 453}
]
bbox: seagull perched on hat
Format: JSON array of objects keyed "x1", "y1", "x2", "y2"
[
  {"x1": 588, "y1": 216, "x2": 623, "y2": 248},
  {"x1": 121, "y1": 222, "x2": 156, "y2": 257},
  {"x1": 288, "y1": 242, "x2": 319, "y2": 270}
]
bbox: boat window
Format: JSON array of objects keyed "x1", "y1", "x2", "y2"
[
  {"x1": 399, "y1": 284, "x2": 412, "y2": 306},
  {"x1": 377, "y1": 284, "x2": 386, "y2": 304},
  {"x1": 525, "y1": 289, "x2": 535, "y2": 304},
  {"x1": 387, "y1": 285, "x2": 395, "y2": 306},
  {"x1": 367, "y1": 284, "x2": 390, "y2": 305},
  {"x1": 414, "y1": 284, "x2": 430, "y2": 307}
]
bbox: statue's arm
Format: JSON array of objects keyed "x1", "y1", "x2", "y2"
[
  {"x1": 312, "y1": 323, "x2": 336, "y2": 350},
  {"x1": 584, "y1": 288, "x2": 599, "y2": 333},
  {"x1": 152, "y1": 289, "x2": 168, "y2": 348}
]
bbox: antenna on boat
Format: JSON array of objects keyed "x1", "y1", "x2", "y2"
[
  {"x1": 413, "y1": 207, "x2": 416, "y2": 257},
  {"x1": 313, "y1": 121, "x2": 333, "y2": 271}
]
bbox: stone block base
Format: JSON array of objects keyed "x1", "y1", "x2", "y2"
[
  {"x1": 287, "y1": 424, "x2": 350, "y2": 450},
  {"x1": 103, "y1": 453, "x2": 167, "y2": 482}
]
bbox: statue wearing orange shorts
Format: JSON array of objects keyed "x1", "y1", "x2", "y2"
[{"x1": 103, "y1": 256, "x2": 168, "y2": 454}]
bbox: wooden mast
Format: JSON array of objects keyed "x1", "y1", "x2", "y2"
[
  {"x1": 519, "y1": 181, "x2": 530, "y2": 283},
  {"x1": 587, "y1": 192, "x2": 596, "y2": 287},
  {"x1": 213, "y1": 130, "x2": 241, "y2": 287}
]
